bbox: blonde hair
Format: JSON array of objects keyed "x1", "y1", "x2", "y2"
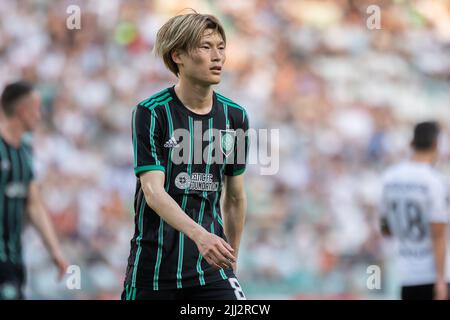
[{"x1": 154, "y1": 12, "x2": 226, "y2": 76}]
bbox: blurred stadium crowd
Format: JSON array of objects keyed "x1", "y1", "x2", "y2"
[{"x1": 1, "y1": 0, "x2": 450, "y2": 299}]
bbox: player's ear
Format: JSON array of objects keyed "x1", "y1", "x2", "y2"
[
  {"x1": 171, "y1": 49, "x2": 183, "y2": 65},
  {"x1": 14, "y1": 100, "x2": 27, "y2": 119},
  {"x1": 431, "y1": 139, "x2": 439, "y2": 152}
]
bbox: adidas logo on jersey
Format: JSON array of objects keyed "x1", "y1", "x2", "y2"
[{"x1": 164, "y1": 136, "x2": 179, "y2": 148}]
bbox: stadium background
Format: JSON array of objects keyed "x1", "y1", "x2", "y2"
[{"x1": 1, "y1": 0, "x2": 450, "y2": 299}]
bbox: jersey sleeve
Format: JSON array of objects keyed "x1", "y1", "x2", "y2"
[
  {"x1": 132, "y1": 105, "x2": 166, "y2": 177},
  {"x1": 22, "y1": 141, "x2": 35, "y2": 180},
  {"x1": 224, "y1": 109, "x2": 250, "y2": 176},
  {"x1": 429, "y1": 175, "x2": 450, "y2": 223}
]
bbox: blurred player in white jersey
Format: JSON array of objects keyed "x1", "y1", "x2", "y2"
[{"x1": 380, "y1": 121, "x2": 450, "y2": 300}]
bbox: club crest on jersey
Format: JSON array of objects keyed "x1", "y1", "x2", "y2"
[{"x1": 220, "y1": 129, "x2": 235, "y2": 158}]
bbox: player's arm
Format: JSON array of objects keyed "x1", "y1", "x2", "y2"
[
  {"x1": 220, "y1": 108, "x2": 249, "y2": 273},
  {"x1": 139, "y1": 171, "x2": 235, "y2": 270},
  {"x1": 26, "y1": 181, "x2": 68, "y2": 279},
  {"x1": 429, "y1": 177, "x2": 449, "y2": 300},
  {"x1": 430, "y1": 222, "x2": 448, "y2": 300},
  {"x1": 379, "y1": 184, "x2": 392, "y2": 237},
  {"x1": 221, "y1": 174, "x2": 247, "y2": 272}
]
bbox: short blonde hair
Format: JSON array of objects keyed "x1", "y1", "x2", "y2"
[{"x1": 154, "y1": 12, "x2": 226, "y2": 76}]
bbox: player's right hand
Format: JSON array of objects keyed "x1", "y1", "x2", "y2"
[
  {"x1": 433, "y1": 280, "x2": 448, "y2": 300},
  {"x1": 194, "y1": 231, "x2": 236, "y2": 270}
]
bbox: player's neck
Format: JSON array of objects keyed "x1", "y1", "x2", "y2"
[
  {"x1": 411, "y1": 152, "x2": 435, "y2": 165},
  {"x1": 0, "y1": 117, "x2": 24, "y2": 148},
  {"x1": 174, "y1": 79, "x2": 213, "y2": 114}
]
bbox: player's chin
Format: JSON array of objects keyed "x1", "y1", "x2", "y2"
[
  {"x1": 198, "y1": 75, "x2": 221, "y2": 86},
  {"x1": 208, "y1": 76, "x2": 221, "y2": 85}
]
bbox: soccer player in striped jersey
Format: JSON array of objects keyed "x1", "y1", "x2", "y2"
[
  {"x1": 380, "y1": 121, "x2": 450, "y2": 300},
  {"x1": 0, "y1": 81, "x2": 68, "y2": 299},
  {"x1": 122, "y1": 13, "x2": 249, "y2": 300}
]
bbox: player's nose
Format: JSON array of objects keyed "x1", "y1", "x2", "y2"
[{"x1": 210, "y1": 48, "x2": 222, "y2": 62}]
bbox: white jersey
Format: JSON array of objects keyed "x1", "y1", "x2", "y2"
[{"x1": 380, "y1": 161, "x2": 450, "y2": 286}]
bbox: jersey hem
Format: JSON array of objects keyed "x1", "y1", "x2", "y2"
[{"x1": 126, "y1": 271, "x2": 235, "y2": 290}]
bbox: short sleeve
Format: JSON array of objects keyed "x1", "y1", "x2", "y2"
[
  {"x1": 132, "y1": 105, "x2": 165, "y2": 177},
  {"x1": 224, "y1": 109, "x2": 249, "y2": 176},
  {"x1": 429, "y1": 175, "x2": 449, "y2": 223},
  {"x1": 21, "y1": 141, "x2": 35, "y2": 180}
]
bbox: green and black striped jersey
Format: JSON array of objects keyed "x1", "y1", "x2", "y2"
[
  {"x1": 0, "y1": 135, "x2": 34, "y2": 266},
  {"x1": 124, "y1": 85, "x2": 250, "y2": 290}
]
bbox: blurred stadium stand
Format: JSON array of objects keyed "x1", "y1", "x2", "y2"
[{"x1": 1, "y1": 0, "x2": 450, "y2": 299}]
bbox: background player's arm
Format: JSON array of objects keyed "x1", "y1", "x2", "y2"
[
  {"x1": 380, "y1": 217, "x2": 391, "y2": 236},
  {"x1": 429, "y1": 176, "x2": 449, "y2": 300},
  {"x1": 379, "y1": 185, "x2": 392, "y2": 237},
  {"x1": 430, "y1": 222, "x2": 448, "y2": 300},
  {"x1": 27, "y1": 181, "x2": 68, "y2": 279},
  {"x1": 140, "y1": 171, "x2": 235, "y2": 270},
  {"x1": 221, "y1": 174, "x2": 247, "y2": 272}
]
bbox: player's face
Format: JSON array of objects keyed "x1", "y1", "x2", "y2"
[
  {"x1": 17, "y1": 91, "x2": 42, "y2": 131},
  {"x1": 177, "y1": 30, "x2": 226, "y2": 85}
]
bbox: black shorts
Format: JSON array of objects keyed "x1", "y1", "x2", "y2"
[
  {"x1": 401, "y1": 283, "x2": 450, "y2": 300},
  {"x1": 0, "y1": 261, "x2": 25, "y2": 300},
  {"x1": 121, "y1": 277, "x2": 247, "y2": 300}
]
